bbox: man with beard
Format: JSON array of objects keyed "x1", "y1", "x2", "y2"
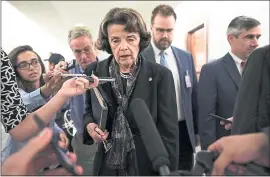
[
  {"x1": 141, "y1": 4, "x2": 199, "y2": 171},
  {"x1": 198, "y1": 16, "x2": 261, "y2": 150}
]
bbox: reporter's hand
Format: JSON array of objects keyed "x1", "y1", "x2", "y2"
[
  {"x1": 1, "y1": 128, "x2": 83, "y2": 176},
  {"x1": 220, "y1": 117, "x2": 233, "y2": 130},
  {"x1": 54, "y1": 61, "x2": 69, "y2": 74},
  {"x1": 58, "y1": 132, "x2": 69, "y2": 149},
  {"x1": 41, "y1": 72, "x2": 62, "y2": 98},
  {"x1": 58, "y1": 75, "x2": 99, "y2": 98},
  {"x1": 43, "y1": 71, "x2": 54, "y2": 83},
  {"x1": 208, "y1": 133, "x2": 269, "y2": 176},
  {"x1": 87, "y1": 123, "x2": 109, "y2": 143}
]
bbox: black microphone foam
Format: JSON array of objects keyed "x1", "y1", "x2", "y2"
[{"x1": 129, "y1": 98, "x2": 170, "y2": 173}]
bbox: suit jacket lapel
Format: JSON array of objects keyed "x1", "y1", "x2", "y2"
[
  {"x1": 96, "y1": 56, "x2": 115, "y2": 106},
  {"x1": 141, "y1": 45, "x2": 156, "y2": 62},
  {"x1": 223, "y1": 53, "x2": 241, "y2": 89},
  {"x1": 171, "y1": 47, "x2": 185, "y2": 91},
  {"x1": 132, "y1": 55, "x2": 150, "y2": 103}
]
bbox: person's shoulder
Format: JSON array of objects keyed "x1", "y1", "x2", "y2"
[
  {"x1": 171, "y1": 46, "x2": 194, "y2": 64},
  {"x1": 1, "y1": 49, "x2": 9, "y2": 63},
  {"x1": 171, "y1": 46, "x2": 191, "y2": 56},
  {"x1": 246, "y1": 45, "x2": 270, "y2": 67},
  {"x1": 143, "y1": 58, "x2": 172, "y2": 75},
  {"x1": 84, "y1": 62, "x2": 98, "y2": 75},
  {"x1": 251, "y1": 44, "x2": 269, "y2": 58},
  {"x1": 257, "y1": 44, "x2": 269, "y2": 52},
  {"x1": 84, "y1": 55, "x2": 113, "y2": 75},
  {"x1": 206, "y1": 54, "x2": 228, "y2": 67},
  {"x1": 200, "y1": 55, "x2": 227, "y2": 75}
]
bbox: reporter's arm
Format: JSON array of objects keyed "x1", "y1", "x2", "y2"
[
  {"x1": 9, "y1": 77, "x2": 98, "y2": 142},
  {"x1": 208, "y1": 133, "x2": 270, "y2": 175},
  {"x1": 1, "y1": 128, "x2": 83, "y2": 176},
  {"x1": 8, "y1": 90, "x2": 70, "y2": 141},
  {"x1": 1, "y1": 49, "x2": 98, "y2": 142},
  {"x1": 18, "y1": 88, "x2": 48, "y2": 111}
]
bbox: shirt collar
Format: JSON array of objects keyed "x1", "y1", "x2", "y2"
[
  {"x1": 78, "y1": 64, "x2": 84, "y2": 73},
  {"x1": 151, "y1": 40, "x2": 172, "y2": 56},
  {"x1": 229, "y1": 51, "x2": 245, "y2": 65}
]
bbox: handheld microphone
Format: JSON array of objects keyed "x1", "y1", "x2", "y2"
[{"x1": 129, "y1": 98, "x2": 170, "y2": 176}]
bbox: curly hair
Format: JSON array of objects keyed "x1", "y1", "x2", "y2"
[{"x1": 96, "y1": 7, "x2": 151, "y2": 54}]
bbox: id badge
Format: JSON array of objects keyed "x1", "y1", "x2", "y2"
[{"x1": 185, "y1": 70, "x2": 192, "y2": 88}]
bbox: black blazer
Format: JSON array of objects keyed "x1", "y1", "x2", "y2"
[
  {"x1": 232, "y1": 45, "x2": 270, "y2": 134},
  {"x1": 198, "y1": 53, "x2": 241, "y2": 150},
  {"x1": 83, "y1": 54, "x2": 179, "y2": 173}
]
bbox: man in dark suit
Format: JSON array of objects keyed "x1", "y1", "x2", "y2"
[
  {"x1": 141, "y1": 4, "x2": 198, "y2": 171},
  {"x1": 198, "y1": 16, "x2": 261, "y2": 150}
]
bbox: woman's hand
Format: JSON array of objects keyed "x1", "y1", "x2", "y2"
[
  {"x1": 86, "y1": 123, "x2": 109, "y2": 143},
  {"x1": 1, "y1": 128, "x2": 83, "y2": 176},
  {"x1": 41, "y1": 71, "x2": 62, "y2": 98},
  {"x1": 58, "y1": 75, "x2": 99, "y2": 98}
]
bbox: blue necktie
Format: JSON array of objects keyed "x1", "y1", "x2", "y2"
[{"x1": 160, "y1": 51, "x2": 168, "y2": 68}]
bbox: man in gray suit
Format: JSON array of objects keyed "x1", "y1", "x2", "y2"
[
  {"x1": 141, "y1": 4, "x2": 199, "y2": 171},
  {"x1": 198, "y1": 16, "x2": 261, "y2": 150}
]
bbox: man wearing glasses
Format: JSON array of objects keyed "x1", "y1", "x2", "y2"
[
  {"x1": 54, "y1": 26, "x2": 99, "y2": 175},
  {"x1": 141, "y1": 4, "x2": 199, "y2": 171}
]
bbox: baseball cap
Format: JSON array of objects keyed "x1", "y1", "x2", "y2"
[{"x1": 44, "y1": 53, "x2": 65, "y2": 64}]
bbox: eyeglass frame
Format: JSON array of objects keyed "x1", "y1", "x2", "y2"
[
  {"x1": 15, "y1": 58, "x2": 40, "y2": 70},
  {"x1": 73, "y1": 45, "x2": 95, "y2": 56},
  {"x1": 152, "y1": 27, "x2": 174, "y2": 35}
]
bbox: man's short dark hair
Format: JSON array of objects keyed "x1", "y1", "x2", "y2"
[
  {"x1": 96, "y1": 7, "x2": 151, "y2": 54},
  {"x1": 227, "y1": 16, "x2": 261, "y2": 37},
  {"x1": 151, "y1": 4, "x2": 177, "y2": 25}
]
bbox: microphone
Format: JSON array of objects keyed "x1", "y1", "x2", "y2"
[{"x1": 129, "y1": 98, "x2": 170, "y2": 176}]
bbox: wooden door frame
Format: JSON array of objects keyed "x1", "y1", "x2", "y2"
[{"x1": 186, "y1": 22, "x2": 209, "y2": 64}]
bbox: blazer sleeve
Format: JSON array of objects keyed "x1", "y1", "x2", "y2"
[
  {"x1": 232, "y1": 46, "x2": 269, "y2": 134},
  {"x1": 198, "y1": 64, "x2": 217, "y2": 150},
  {"x1": 156, "y1": 69, "x2": 179, "y2": 171},
  {"x1": 190, "y1": 54, "x2": 199, "y2": 134},
  {"x1": 1, "y1": 49, "x2": 28, "y2": 133},
  {"x1": 82, "y1": 62, "x2": 98, "y2": 145}
]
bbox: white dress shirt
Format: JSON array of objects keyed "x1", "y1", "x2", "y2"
[
  {"x1": 151, "y1": 41, "x2": 183, "y2": 121},
  {"x1": 229, "y1": 51, "x2": 246, "y2": 75}
]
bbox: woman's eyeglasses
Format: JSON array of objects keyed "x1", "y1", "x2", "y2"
[{"x1": 15, "y1": 59, "x2": 40, "y2": 70}]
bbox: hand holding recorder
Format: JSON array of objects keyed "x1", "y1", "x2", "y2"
[{"x1": 1, "y1": 127, "x2": 83, "y2": 176}]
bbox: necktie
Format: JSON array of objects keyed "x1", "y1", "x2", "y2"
[
  {"x1": 160, "y1": 51, "x2": 168, "y2": 68},
  {"x1": 241, "y1": 61, "x2": 247, "y2": 72}
]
